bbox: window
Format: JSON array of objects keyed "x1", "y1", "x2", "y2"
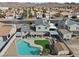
[
  {"x1": 8, "y1": 34, "x2": 10, "y2": 38},
  {"x1": 17, "y1": 28, "x2": 21, "y2": 32},
  {"x1": 69, "y1": 27, "x2": 70, "y2": 29},
  {"x1": 49, "y1": 29, "x2": 56, "y2": 31},
  {"x1": 45, "y1": 27, "x2": 47, "y2": 29},
  {"x1": 3, "y1": 36, "x2": 7, "y2": 41},
  {"x1": 38, "y1": 27, "x2": 41, "y2": 29},
  {"x1": 24, "y1": 32, "x2": 26, "y2": 33}
]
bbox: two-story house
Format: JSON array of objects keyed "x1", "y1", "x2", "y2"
[{"x1": 35, "y1": 19, "x2": 50, "y2": 32}]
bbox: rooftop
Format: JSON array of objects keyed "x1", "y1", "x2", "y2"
[
  {"x1": 65, "y1": 19, "x2": 79, "y2": 26},
  {"x1": 59, "y1": 29, "x2": 71, "y2": 34},
  {"x1": 49, "y1": 23, "x2": 57, "y2": 29},
  {"x1": 35, "y1": 19, "x2": 49, "y2": 27}
]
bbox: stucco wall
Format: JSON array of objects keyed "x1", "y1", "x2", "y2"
[
  {"x1": 63, "y1": 33, "x2": 72, "y2": 39},
  {"x1": 36, "y1": 25, "x2": 49, "y2": 32}
]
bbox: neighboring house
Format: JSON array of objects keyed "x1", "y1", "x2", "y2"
[
  {"x1": 0, "y1": 7, "x2": 8, "y2": 12},
  {"x1": 59, "y1": 29, "x2": 72, "y2": 40},
  {"x1": 57, "y1": 20, "x2": 66, "y2": 29},
  {"x1": 35, "y1": 19, "x2": 49, "y2": 32},
  {"x1": 5, "y1": 10, "x2": 15, "y2": 20},
  {"x1": 47, "y1": 17, "x2": 63, "y2": 24},
  {"x1": 15, "y1": 9, "x2": 24, "y2": 19},
  {"x1": 21, "y1": 24, "x2": 30, "y2": 36},
  {"x1": 60, "y1": 11, "x2": 71, "y2": 16},
  {"x1": 16, "y1": 24, "x2": 30, "y2": 37},
  {"x1": 69, "y1": 24, "x2": 79, "y2": 32},
  {"x1": 21, "y1": 24, "x2": 30, "y2": 32},
  {"x1": 65, "y1": 19, "x2": 76, "y2": 26},
  {"x1": 34, "y1": 19, "x2": 59, "y2": 35},
  {"x1": 0, "y1": 24, "x2": 16, "y2": 41},
  {"x1": 70, "y1": 11, "x2": 79, "y2": 18},
  {"x1": 65, "y1": 19, "x2": 79, "y2": 32},
  {"x1": 46, "y1": 13, "x2": 50, "y2": 19},
  {"x1": 36, "y1": 12, "x2": 42, "y2": 18},
  {"x1": 15, "y1": 14, "x2": 23, "y2": 19}
]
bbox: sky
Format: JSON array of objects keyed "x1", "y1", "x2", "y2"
[{"x1": 0, "y1": 0, "x2": 79, "y2": 3}]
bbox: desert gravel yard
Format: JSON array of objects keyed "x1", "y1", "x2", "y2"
[{"x1": 65, "y1": 38, "x2": 79, "y2": 56}]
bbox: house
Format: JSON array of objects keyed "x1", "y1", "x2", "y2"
[
  {"x1": 0, "y1": 7, "x2": 8, "y2": 12},
  {"x1": 47, "y1": 17, "x2": 63, "y2": 24},
  {"x1": 54, "y1": 42, "x2": 69, "y2": 55},
  {"x1": 15, "y1": 8, "x2": 24, "y2": 19},
  {"x1": 50, "y1": 11, "x2": 58, "y2": 17},
  {"x1": 15, "y1": 14, "x2": 23, "y2": 19},
  {"x1": 69, "y1": 24, "x2": 79, "y2": 32},
  {"x1": 60, "y1": 11, "x2": 71, "y2": 16},
  {"x1": 0, "y1": 24, "x2": 16, "y2": 41},
  {"x1": 65, "y1": 19, "x2": 79, "y2": 32},
  {"x1": 46, "y1": 13, "x2": 49, "y2": 19},
  {"x1": 35, "y1": 19, "x2": 49, "y2": 32},
  {"x1": 16, "y1": 24, "x2": 30, "y2": 37},
  {"x1": 21, "y1": 24, "x2": 30, "y2": 36},
  {"x1": 65, "y1": 19, "x2": 76, "y2": 26},
  {"x1": 70, "y1": 8, "x2": 79, "y2": 19},
  {"x1": 5, "y1": 9, "x2": 15, "y2": 20},
  {"x1": 36, "y1": 12, "x2": 42, "y2": 18},
  {"x1": 59, "y1": 29, "x2": 72, "y2": 40}
]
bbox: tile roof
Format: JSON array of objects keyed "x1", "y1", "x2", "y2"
[
  {"x1": 65, "y1": 19, "x2": 79, "y2": 26},
  {"x1": 35, "y1": 19, "x2": 49, "y2": 27},
  {"x1": 59, "y1": 29, "x2": 71, "y2": 34}
]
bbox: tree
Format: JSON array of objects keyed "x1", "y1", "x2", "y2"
[
  {"x1": 28, "y1": 8, "x2": 34, "y2": 18},
  {"x1": 63, "y1": 15, "x2": 68, "y2": 18},
  {"x1": 42, "y1": 13, "x2": 46, "y2": 18},
  {"x1": 22, "y1": 9, "x2": 27, "y2": 18},
  {"x1": 0, "y1": 9, "x2": 5, "y2": 18},
  {"x1": 42, "y1": 8, "x2": 47, "y2": 13},
  {"x1": 54, "y1": 13, "x2": 61, "y2": 17}
]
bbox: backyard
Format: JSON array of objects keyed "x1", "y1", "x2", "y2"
[{"x1": 34, "y1": 39, "x2": 50, "y2": 55}]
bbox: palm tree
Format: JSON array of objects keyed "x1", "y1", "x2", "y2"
[
  {"x1": 0, "y1": 9, "x2": 5, "y2": 18},
  {"x1": 28, "y1": 7, "x2": 34, "y2": 18},
  {"x1": 22, "y1": 9, "x2": 27, "y2": 18}
]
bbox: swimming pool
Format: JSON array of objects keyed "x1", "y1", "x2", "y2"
[{"x1": 16, "y1": 39, "x2": 41, "y2": 55}]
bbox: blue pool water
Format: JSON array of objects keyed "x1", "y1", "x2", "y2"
[{"x1": 16, "y1": 40, "x2": 41, "y2": 55}]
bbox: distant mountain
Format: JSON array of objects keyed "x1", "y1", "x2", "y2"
[{"x1": 0, "y1": 2, "x2": 78, "y2": 8}]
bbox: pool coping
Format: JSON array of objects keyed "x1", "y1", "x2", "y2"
[
  {"x1": 0, "y1": 34, "x2": 16, "y2": 56},
  {"x1": 15, "y1": 38, "x2": 42, "y2": 56}
]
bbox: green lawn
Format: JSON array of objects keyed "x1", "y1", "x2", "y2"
[{"x1": 34, "y1": 39, "x2": 50, "y2": 55}]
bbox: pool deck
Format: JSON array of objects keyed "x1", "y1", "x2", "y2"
[
  {"x1": 3, "y1": 38, "x2": 18, "y2": 57},
  {"x1": 23, "y1": 37, "x2": 44, "y2": 51},
  {"x1": 3, "y1": 37, "x2": 48, "y2": 57}
]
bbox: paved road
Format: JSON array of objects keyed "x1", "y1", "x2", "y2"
[{"x1": 0, "y1": 20, "x2": 31, "y2": 24}]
